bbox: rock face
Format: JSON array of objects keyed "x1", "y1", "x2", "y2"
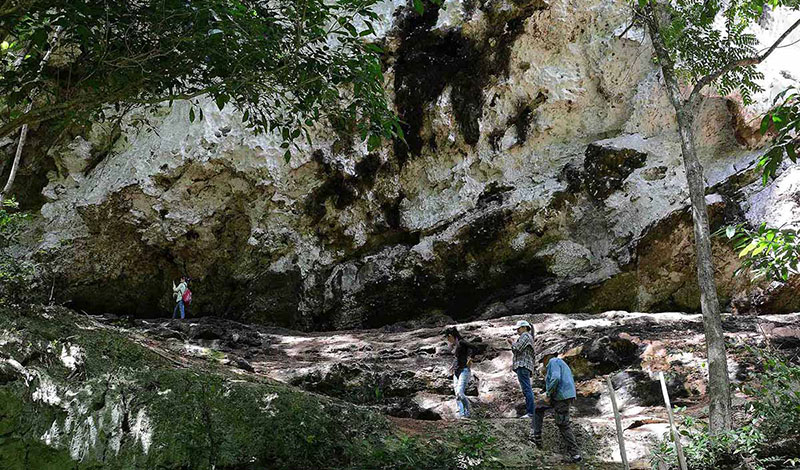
[{"x1": 18, "y1": 0, "x2": 800, "y2": 328}]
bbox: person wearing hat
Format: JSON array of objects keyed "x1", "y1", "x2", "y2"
[
  {"x1": 507, "y1": 320, "x2": 536, "y2": 418},
  {"x1": 532, "y1": 349, "x2": 581, "y2": 463}
]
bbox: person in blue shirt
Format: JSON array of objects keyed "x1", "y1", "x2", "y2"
[{"x1": 532, "y1": 350, "x2": 581, "y2": 463}]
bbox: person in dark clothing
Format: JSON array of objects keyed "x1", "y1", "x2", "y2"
[
  {"x1": 531, "y1": 349, "x2": 581, "y2": 463},
  {"x1": 444, "y1": 326, "x2": 477, "y2": 419}
]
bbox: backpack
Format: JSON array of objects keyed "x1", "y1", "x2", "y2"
[{"x1": 182, "y1": 288, "x2": 192, "y2": 304}]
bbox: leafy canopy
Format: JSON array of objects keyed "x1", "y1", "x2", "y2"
[
  {"x1": 639, "y1": 0, "x2": 800, "y2": 104},
  {"x1": 0, "y1": 0, "x2": 400, "y2": 160}
]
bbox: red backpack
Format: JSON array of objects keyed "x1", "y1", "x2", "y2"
[{"x1": 182, "y1": 288, "x2": 192, "y2": 304}]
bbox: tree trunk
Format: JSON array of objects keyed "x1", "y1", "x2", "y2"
[
  {"x1": 0, "y1": 114, "x2": 31, "y2": 202},
  {"x1": 644, "y1": 4, "x2": 732, "y2": 433}
]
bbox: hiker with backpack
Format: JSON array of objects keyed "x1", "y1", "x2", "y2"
[
  {"x1": 172, "y1": 276, "x2": 191, "y2": 319},
  {"x1": 444, "y1": 326, "x2": 478, "y2": 419},
  {"x1": 507, "y1": 320, "x2": 536, "y2": 418},
  {"x1": 531, "y1": 348, "x2": 582, "y2": 463}
]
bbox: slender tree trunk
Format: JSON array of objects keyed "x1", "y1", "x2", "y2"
[
  {"x1": 645, "y1": 4, "x2": 732, "y2": 433},
  {"x1": 0, "y1": 29, "x2": 60, "y2": 201},
  {"x1": 0, "y1": 109, "x2": 31, "y2": 201}
]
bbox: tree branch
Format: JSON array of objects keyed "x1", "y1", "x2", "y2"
[
  {"x1": 0, "y1": 87, "x2": 215, "y2": 140},
  {"x1": 688, "y1": 16, "x2": 800, "y2": 109}
]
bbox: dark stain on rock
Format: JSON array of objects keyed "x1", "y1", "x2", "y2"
[
  {"x1": 641, "y1": 166, "x2": 668, "y2": 181},
  {"x1": 515, "y1": 92, "x2": 547, "y2": 144},
  {"x1": 304, "y1": 151, "x2": 384, "y2": 223},
  {"x1": 354, "y1": 153, "x2": 382, "y2": 188},
  {"x1": 477, "y1": 181, "x2": 515, "y2": 207},
  {"x1": 392, "y1": 0, "x2": 547, "y2": 164},
  {"x1": 380, "y1": 193, "x2": 405, "y2": 230},
  {"x1": 488, "y1": 92, "x2": 547, "y2": 151},
  {"x1": 565, "y1": 143, "x2": 647, "y2": 201},
  {"x1": 460, "y1": 209, "x2": 512, "y2": 253},
  {"x1": 488, "y1": 128, "x2": 505, "y2": 152}
]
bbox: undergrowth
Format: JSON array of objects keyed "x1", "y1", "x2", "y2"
[{"x1": 650, "y1": 350, "x2": 800, "y2": 470}]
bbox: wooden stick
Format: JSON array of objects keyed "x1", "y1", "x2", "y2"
[
  {"x1": 659, "y1": 372, "x2": 688, "y2": 470},
  {"x1": 606, "y1": 376, "x2": 630, "y2": 470}
]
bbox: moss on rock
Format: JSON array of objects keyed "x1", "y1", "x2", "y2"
[{"x1": 0, "y1": 306, "x2": 397, "y2": 470}]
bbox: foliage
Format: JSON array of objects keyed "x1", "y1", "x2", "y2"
[
  {"x1": 757, "y1": 87, "x2": 800, "y2": 183},
  {"x1": 718, "y1": 223, "x2": 800, "y2": 282},
  {"x1": 636, "y1": 0, "x2": 800, "y2": 105},
  {"x1": 720, "y1": 87, "x2": 800, "y2": 284},
  {"x1": 743, "y1": 349, "x2": 800, "y2": 438},
  {"x1": 0, "y1": 0, "x2": 401, "y2": 160},
  {"x1": 0, "y1": 198, "x2": 33, "y2": 302},
  {"x1": 0, "y1": 198, "x2": 27, "y2": 244},
  {"x1": 650, "y1": 352, "x2": 800, "y2": 470},
  {"x1": 362, "y1": 423, "x2": 500, "y2": 470}
]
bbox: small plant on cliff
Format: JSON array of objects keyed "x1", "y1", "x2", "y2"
[
  {"x1": 719, "y1": 223, "x2": 800, "y2": 282},
  {"x1": 633, "y1": 0, "x2": 800, "y2": 434},
  {"x1": 721, "y1": 88, "x2": 800, "y2": 283},
  {"x1": 743, "y1": 350, "x2": 800, "y2": 439}
]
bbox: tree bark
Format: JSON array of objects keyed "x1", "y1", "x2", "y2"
[
  {"x1": 0, "y1": 108, "x2": 31, "y2": 201},
  {"x1": 644, "y1": 3, "x2": 732, "y2": 433}
]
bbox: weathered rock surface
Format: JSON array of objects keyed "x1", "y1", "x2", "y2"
[
  {"x1": 3, "y1": 304, "x2": 799, "y2": 468},
  {"x1": 105, "y1": 309, "x2": 800, "y2": 465},
  {"x1": 10, "y1": 0, "x2": 800, "y2": 328}
]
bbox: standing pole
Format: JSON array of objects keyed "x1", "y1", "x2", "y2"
[
  {"x1": 659, "y1": 372, "x2": 688, "y2": 470},
  {"x1": 605, "y1": 376, "x2": 630, "y2": 470}
]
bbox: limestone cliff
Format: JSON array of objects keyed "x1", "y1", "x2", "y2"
[{"x1": 12, "y1": 0, "x2": 800, "y2": 328}]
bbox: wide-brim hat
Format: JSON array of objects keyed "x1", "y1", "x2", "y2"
[
  {"x1": 536, "y1": 345, "x2": 561, "y2": 363},
  {"x1": 514, "y1": 320, "x2": 532, "y2": 330}
]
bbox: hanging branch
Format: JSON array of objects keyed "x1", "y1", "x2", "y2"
[{"x1": 687, "y1": 17, "x2": 800, "y2": 110}]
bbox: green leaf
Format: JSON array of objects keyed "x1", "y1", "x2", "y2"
[
  {"x1": 760, "y1": 114, "x2": 771, "y2": 135},
  {"x1": 413, "y1": 0, "x2": 424, "y2": 15},
  {"x1": 189, "y1": 107, "x2": 195, "y2": 123},
  {"x1": 739, "y1": 240, "x2": 759, "y2": 257},
  {"x1": 751, "y1": 243, "x2": 768, "y2": 256},
  {"x1": 367, "y1": 134, "x2": 381, "y2": 151}
]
